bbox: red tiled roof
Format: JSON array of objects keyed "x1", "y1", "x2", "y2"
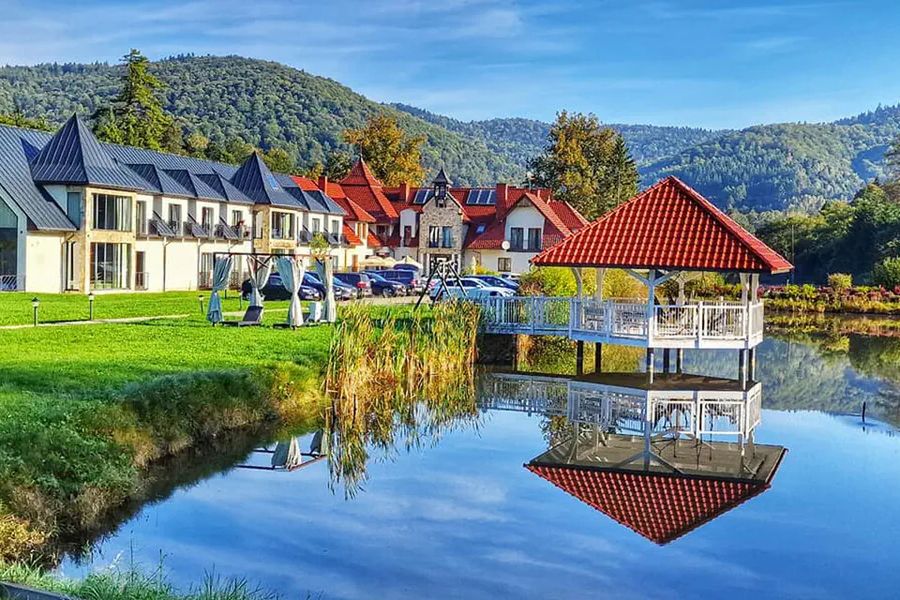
[
  {"x1": 532, "y1": 177, "x2": 793, "y2": 274},
  {"x1": 335, "y1": 197, "x2": 376, "y2": 223},
  {"x1": 526, "y1": 465, "x2": 768, "y2": 545},
  {"x1": 342, "y1": 223, "x2": 362, "y2": 246},
  {"x1": 549, "y1": 200, "x2": 589, "y2": 231},
  {"x1": 340, "y1": 159, "x2": 399, "y2": 222},
  {"x1": 367, "y1": 231, "x2": 384, "y2": 248}
]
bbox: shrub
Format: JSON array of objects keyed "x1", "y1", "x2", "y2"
[
  {"x1": 827, "y1": 273, "x2": 852, "y2": 293},
  {"x1": 519, "y1": 267, "x2": 643, "y2": 299},
  {"x1": 874, "y1": 258, "x2": 900, "y2": 289}
]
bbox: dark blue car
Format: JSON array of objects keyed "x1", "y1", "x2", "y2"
[{"x1": 364, "y1": 271, "x2": 408, "y2": 296}]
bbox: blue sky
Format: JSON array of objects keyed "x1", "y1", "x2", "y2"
[{"x1": 2, "y1": 0, "x2": 899, "y2": 129}]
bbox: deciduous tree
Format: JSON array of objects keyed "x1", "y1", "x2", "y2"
[{"x1": 343, "y1": 113, "x2": 426, "y2": 185}]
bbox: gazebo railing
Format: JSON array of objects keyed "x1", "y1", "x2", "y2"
[{"x1": 477, "y1": 296, "x2": 764, "y2": 347}]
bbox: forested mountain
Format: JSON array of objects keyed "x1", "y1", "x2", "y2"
[
  {"x1": 641, "y1": 105, "x2": 900, "y2": 212},
  {"x1": 391, "y1": 103, "x2": 727, "y2": 166},
  {"x1": 0, "y1": 55, "x2": 523, "y2": 186},
  {"x1": 1, "y1": 54, "x2": 899, "y2": 210}
]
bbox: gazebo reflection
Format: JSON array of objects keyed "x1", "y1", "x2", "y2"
[
  {"x1": 235, "y1": 430, "x2": 326, "y2": 472},
  {"x1": 478, "y1": 370, "x2": 787, "y2": 544}
]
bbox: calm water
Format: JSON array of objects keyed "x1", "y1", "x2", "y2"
[{"x1": 59, "y1": 330, "x2": 900, "y2": 599}]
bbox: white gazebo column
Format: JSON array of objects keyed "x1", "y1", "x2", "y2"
[
  {"x1": 749, "y1": 273, "x2": 760, "y2": 380},
  {"x1": 738, "y1": 273, "x2": 750, "y2": 388},
  {"x1": 572, "y1": 267, "x2": 584, "y2": 375},
  {"x1": 646, "y1": 269, "x2": 656, "y2": 383},
  {"x1": 594, "y1": 268, "x2": 605, "y2": 374}
]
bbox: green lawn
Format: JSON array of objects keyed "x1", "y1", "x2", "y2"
[
  {"x1": 0, "y1": 315, "x2": 335, "y2": 561},
  {"x1": 0, "y1": 291, "x2": 292, "y2": 326}
]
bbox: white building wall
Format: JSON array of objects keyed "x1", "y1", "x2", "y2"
[
  {"x1": 504, "y1": 205, "x2": 545, "y2": 243},
  {"x1": 136, "y1": 239, "x2": 167, "y2": 292},
  {"x1": 470, "y1": 249, "x2": 536, "y2": 274},
  {"x1": 399, "y1": 208, "x2": 417, "y2": 240},
  {"x1": 25, "y1": 232, "x2": 64, "y2": 293}
]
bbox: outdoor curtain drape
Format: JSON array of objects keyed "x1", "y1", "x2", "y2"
[
  {"x1": 205, "y1": 256, "x2": 233, "y2": 325},
  {"x1": 276, "y1": 256, "x2": 305, "y2": 328},
  {"x1": 315, "y1": 259, "x2": 337, "y2": 323},
  {"x1": 247, "y1": 257, "x2": 273, "y2": 307}
]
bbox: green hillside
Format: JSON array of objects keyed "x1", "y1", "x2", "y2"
[
  {"x1": 0, "y1": 55, "x2": 523, "y2": 186},
  {"x1": 391, "y1": 102, "x2": 727, "y2": 166},
  {"x1": 640, "y1": 105, "x2": 900, "y2": 211}
]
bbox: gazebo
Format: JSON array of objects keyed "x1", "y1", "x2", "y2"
[{"x1": 479, "y1": 177, "x2": 793, "y2": 383}]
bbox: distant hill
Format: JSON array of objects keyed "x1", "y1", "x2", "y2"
[
  {"x1": 1, "y1": 54, "x2": 898, "y2": 211},
  {"x1": 640, "y1": 105, "x2": 900, "y2": 212},
  {"x1": 391, "y1": 103, "x2": 727, "y2": 166},
  {"x1": 0, "y1": 55, "x2": 523, "y2": 186}
]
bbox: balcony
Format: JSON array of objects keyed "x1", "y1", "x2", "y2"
[{"x1": 476, "y1": 296, "x2": 765, "y2": 350}]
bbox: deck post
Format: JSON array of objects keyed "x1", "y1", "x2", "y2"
[
  {"x1": 663, "y1": 348, "x2": 670, "y2": 373},
  {"x1": 748, "y1": 347, "x2": 757, "y2": 381},
  {"x1": 646, "y1": 347, "x2": 655, "y2": 383},
  {"x1": 738, "y1": 349, "x2": 748, "y2": 389},
  {"x1": 594, "y1": 342, "x2": 602, "y2": 373},
  {"x1": 576, "y1": 340, "x2": 585, "y2": 376},
  {"x1": 676, "y1": 348, "x2": 684, "y2": 373}
]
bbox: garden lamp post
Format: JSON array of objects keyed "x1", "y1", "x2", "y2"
[
  {"x1": 198, "y1": 294, "x2": 205, "y2": 315},
  {"x1": 88, "y1": 292, "x2": 95, "y2": 320},
  {"x1": 31, "y1": 297, "x2": 39, "y2": 327}
]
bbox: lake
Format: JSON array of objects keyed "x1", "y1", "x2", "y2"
[{"x1": 58, "y1": 328, "x2": 900, "y2": 599}]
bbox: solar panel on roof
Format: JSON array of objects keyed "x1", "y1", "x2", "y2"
[
  {"x1": 413, "y1": 189, "x2": 432, "y2": 204},
  {"x1": 465, "y1": 189, "x2": 497, "y2": 205}
]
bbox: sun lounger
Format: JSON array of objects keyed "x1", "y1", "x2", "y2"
[{"x1": 222, "y1": 305, "x2": 264, "y2": 327}]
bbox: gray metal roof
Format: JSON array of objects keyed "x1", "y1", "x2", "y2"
[
  {"x1": 0, "y1": 120, "x2": 345, "y2": 232},
  {"x1": 30, "y1": 115, "x2": 142, "y2": 190}
]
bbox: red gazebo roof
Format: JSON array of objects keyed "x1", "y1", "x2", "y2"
[
  {"x1": 531, "y1": 177, "x2": 793, "y2": 274},
  {"x1": 526, "y1": 464, "x2": 769, "y2": 545}
]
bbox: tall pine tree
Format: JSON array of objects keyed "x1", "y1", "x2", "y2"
[{"x1": 92, "y1": 49, "x2": 176, "y2": 151}]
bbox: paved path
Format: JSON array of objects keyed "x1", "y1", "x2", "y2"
[{"x1": 0, "y1": 295, "x2": 418, "y2": 330}]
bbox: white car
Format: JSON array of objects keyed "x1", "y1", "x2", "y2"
[{"x1": 430, "y1": 277, "x2": 514, "y2": 300}]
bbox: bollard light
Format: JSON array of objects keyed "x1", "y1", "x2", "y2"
[
  {"x1": 198, "y1": 294, "x2": 205, "y2": 315},
  {"x1": 88, "y1": 292, "x2": 95, "y2": 320},
  {"x1": 31, "y1": 297, "x2": 39, "y2": 327}
]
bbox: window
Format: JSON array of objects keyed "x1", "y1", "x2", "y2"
[
  {"x1": 498, "y1": 257, "x2": 512, "y2": 272},
  {"x1": 442, "y1": 226, "x2": 453, "y2": 248},
  {"x1": 253, "y1": 213, "x2": 263, "y2": 239},
  {"x1": 509, "y1": 227, "x2": 524, "y2": 251},
  {"x1": 311, "y1": 218, "x2": 321, "y2": 233},
  {"x1": 90, "y1": 242, "x2": 131, "y2": 289},
  {"x1": 135, "y1": 201, "x2": 147, "y2": 235},
  {"x1": 271, "y1": 212, "x2": 294, "y2": 240},
  {"x1": 528, "y1": 227, "x2": 542, "y2": 251},
  {"x1": 168, "y1": 204, "x2": 182, "y2": 232},
  {"x1": 201, "y1": 207, "x2": 214, "y2": 229},
  {"x1": 92, "y1": 194, "x2": 131, "y2": 231},
  {"x1": 64, "y1": 241, "x2": 77, "y2": 290},
  {"x1": 231, "y1": 210, "x2": 242, "y2": 226},
  {"x1": 135, "y1": 251, "x2": 147, "y2": 290},
  {"x1": 330, "y1": 220, "x2": 339, "y2": 235},
  {"x1": 200, "y1": 252, "x2": 214, "y2": 288},
  {"x1": 403, "y1": 225, "x2": 413, "y2": 246},
  {"x1": 428, "y1": 226, "x2": 440, "y2": 248},
  {"x1": 67, "y1": 191, "x2": 82, "y2": 228}
]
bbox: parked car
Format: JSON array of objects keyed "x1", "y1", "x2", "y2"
[
  {"x1": 430, "y1": 277, "x2": 514, "y2": 300},
  {"x1": 364, "y1": 271, "x2": 408, "y2": 297},
  {"x1": 241, "y1": 274, "x2": 323, "y2": 301},
  {"x1": 334, "y1": 272, "x2": 374, "y2": 298},
  {"x1": 379, "y1": 269, "x2": 425, "y2": 293},
  {"x1": 469, "y1": 274, "x2": 519, "y2": 291},
  {"x1": 303, "y1": 272, "x2": 354, "y2": 302}
]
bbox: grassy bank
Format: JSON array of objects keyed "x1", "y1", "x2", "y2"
[
  {"x1": 0, "y1": 317, "x2": 332, "y2": 562},
  {"x1": 0, "y1": 291, "x2": 291, "y2": 326}
]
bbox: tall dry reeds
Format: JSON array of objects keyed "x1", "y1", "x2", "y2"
[{"x1": 324, "y1": 302, "x2": 481, "y2": 496}]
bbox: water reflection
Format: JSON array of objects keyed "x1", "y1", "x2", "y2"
[{"x1": 479, "y1": 370, "x2": 786, "y2": 544}]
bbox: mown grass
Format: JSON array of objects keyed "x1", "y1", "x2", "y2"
[
  {"x1": 0, "y1": 318, "x2": 333, "y2": 563},
  {"x1": 0, "y1": 291, "x2": 292, "y2": 326}
]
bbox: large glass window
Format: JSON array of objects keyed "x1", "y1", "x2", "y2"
[
  {"x1": 67, "y1": 191, "x2": 82, "y2": 228},
  {"x1": 528, "y1": 227, "x2": 542, "y2": 251},
  {"x1": 271, "y1": 212, "x2": 295, "y2": 240},
  {"x1": 0, "y1": 200, "x2": 16, "y2": 288},
  {"x1": 92, "y1": 194, "x2": 131, "y2": 231},
  {"x1": 135, "y1": 201, "x2": 148, "y2": 235},
  {"x1": 201, "y1": 207, "x2": 214, "y2": 229},
  {"x1": 90, "y1": 242, "x2": 131, "y2": 289},
  {"x1": 168, "y1": 204, "x2": 182, "y2": 232}
]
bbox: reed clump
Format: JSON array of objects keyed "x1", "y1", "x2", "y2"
[{"x1": 324, "y1": 302, "x2": 481, "y2": 496}]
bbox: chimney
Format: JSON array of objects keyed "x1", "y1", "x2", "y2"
[
  {"x1": 398, "y1": 181, "x2": 410, "y2": 202},
  {"x1": 496, "y1": 182, "x2": 509, "y2": 205},
  {"x1": 317, "y1": 175, "x2": 328, "y2": 192}
]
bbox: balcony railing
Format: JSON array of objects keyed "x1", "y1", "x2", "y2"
[{"x1": 476, "y1": 296, "x2": 765, "y2": 349}]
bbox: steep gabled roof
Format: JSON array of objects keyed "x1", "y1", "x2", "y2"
[
  {"x1": 230, "y1": 152, "x2": 300, "y2": 207},
  {"x1": 29, "y1": 115, "x2": 139, "y2": 190},
  {"x1": 526, "y1": 465, "x2": 769, "y2": 545},
  {"x1": 340, "y1": 159, "x2": 398, "y2": 221},
  {"x1": 343, "y1": 223, "x2": 362, "y2": 246},
  {"x1": 532, "y1": 177, "x2": 793, "y2": 274}
]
